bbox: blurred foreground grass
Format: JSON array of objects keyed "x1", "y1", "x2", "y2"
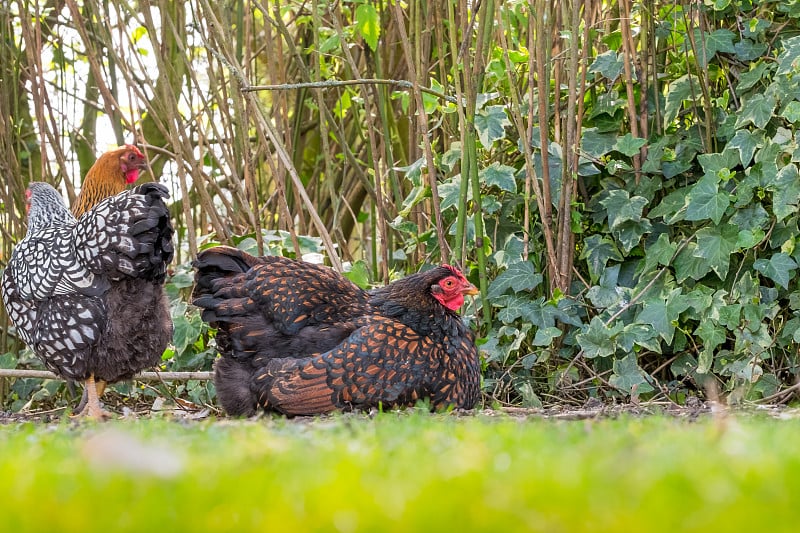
[{"x1": 1, "y1": 411, "x2": 799, "y2": 532}]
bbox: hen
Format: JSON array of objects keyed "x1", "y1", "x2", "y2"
[
  {"x1": 192, "y1": 246, "x2": 480, "y2": 416},
  {"x1": 70, "y1": 144, "x2": 172, "y2": 413},
  {"x1": 72, "y1": 144, "x2": 148, "y2": 217},
  {"x1": 1, "y1": 182, "x2": 174, "y2": 418}
]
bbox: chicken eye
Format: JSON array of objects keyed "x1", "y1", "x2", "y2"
[{"x1": 443, "y1": 279, "x2": 455, "y2": 288}]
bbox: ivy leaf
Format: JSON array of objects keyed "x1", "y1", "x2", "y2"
[
  {"x1": 355, "y1": 4, "x2": 380, "y2": 52},
  {"x1": 754, "y1": 253, "x2": 798, "y2": 289},
  {"x1": 693, "y1": 224, "x2": 739, "y2": 280},
  {"x1": 580, "y1": 234, "x2": 623, "y2": 283},
  {"x1": 781, "y1": 101, "x2": 800, "y2": 124},
  {"x1": 733, "y1": 39, "x2": 768, "y2": 61},
  {"x1": 613, "y1": 133, "x2": 647, "y2": 157},
  {"x1": 694, "y1": 320, "x2": 726, "y2": 355},
  {"x1": 664, "y1": 75, "x2": 699, "y2": 125},
  {"x1": 581, "y1": 128, "x2": 617, "y2": 158},
  {"x1": 532, "y1": 327, "x2": 563, "y2": 346},
  {"x1": 474, "y1": 105, "x2": 511, "y2": 148},
  {"x1": 343, "y1": 260, "x2": 371, "y2": 289},
  {"x1": 437, "y1": 175, "x2": 466, "y2": 211},
  {"x1": 769, "y1": 163, "x2": 800, "y2": 222},
  {"x1": 637, "y1": 299, "x2": 672, "y2": 344},
  {"x1": 674, "y1": 242, "x2": 713, "y2": 282},
  {"x1": 609, "y1": 354, "x2": 654, "y2": 394},
  {"x1": 649, "y1": 189, "x2": 688, "y2": 223},
  {"x1": 586, "y1": 264, "x2": 625, "y2": 310},
  {"x1": 735, "y1": 93, "x2": 776, "y2": 129},
  {"x1": 576, "y1": 316, "x2": 619, "y2": 359},
  {"x1": 727, "y1": 129, "x2": 763, "y2": 167},
  {"x1": 697, "y1": 150, "x2": 739, "y2": 176},
  {"x1": 737, "y1": 62, "x2": 769, "y2": 93},
  {"x1": 776, "y1": 35, "x2": 800, "y2": 75},
  {"x1": 705, "y1": 28, "x2": 736, "y2": 54},
  {"x1": 172, "y1": 313, "x2": 203, "y2": 355},
  {"x1": 599, "y1": 189, "x2": 648, "y2": 230},
  {"x1": 588, "y1": 49, "x2": 624, "y2": 80},
  {"x1": 487, "y1": 261, "x2": 543, "y2": 299},
  {"x1": 643, "y1": 233, "x2": 677, "y2": 273},
  {"x1": 480, "y1": 162, "x2": 517, "y2": 193},
  {"x1": 521, "y1": 297, "x2": 580, "y2": 328},
  {"x1": 685, "y1": 175, "x2": 730, "y2": 224},
  {"x1": 617, "y1": 323, "x2": 660, "y2": 353},
  {"x1": 613, "y1": 219, "x2": 652, "y2": 253},
  {"x1": 0, "y1": 352, "x2": 17, "y2": 369}
]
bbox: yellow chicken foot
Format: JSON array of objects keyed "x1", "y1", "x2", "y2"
[
  {"x1": 73, "y1": 374, "x2": 112, "y2": 420},
  {"x1": 73, "y1": 378, "x2": 108, "y2": 413}
]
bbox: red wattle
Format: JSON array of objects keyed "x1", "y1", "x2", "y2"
[{"x1": 125, "y1": 169, "x2": 140, "y2": 184}]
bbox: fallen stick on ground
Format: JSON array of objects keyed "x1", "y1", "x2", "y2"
[{"x1": 0, "y1": 369, "x2": 213, "y2": 380}]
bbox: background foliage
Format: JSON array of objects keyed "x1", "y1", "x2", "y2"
[{"x1": 2, "y1": 0, "x2": 800, "y2": 411}]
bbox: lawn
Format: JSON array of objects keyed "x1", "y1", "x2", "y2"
[{"x1": 1, "y1": 410, "x2": 798, "y2": 532}]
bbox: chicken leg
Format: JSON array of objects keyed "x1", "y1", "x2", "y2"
[{"x1": 74, "y1": 374, "x2": 112, "y2": 419}]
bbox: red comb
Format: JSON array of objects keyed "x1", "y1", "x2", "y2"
[
  {"x1": 442, "y1": 264, "x2": 464, "y2": 278},
  {"x1": 125, "y1": 144, "x2": 144, "y2": 157}
]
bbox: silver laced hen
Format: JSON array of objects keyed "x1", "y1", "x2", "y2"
[{"x1": 1, "y1": 182, "x2": 174, "y2": 418}]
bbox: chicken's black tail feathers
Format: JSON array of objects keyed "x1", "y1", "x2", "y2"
[{"x1": 74, "y1": 182, "x2": 174, "y2": 283}]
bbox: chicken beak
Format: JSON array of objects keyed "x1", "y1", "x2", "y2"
[{"x1": 463, "y1": 283, "x2": 479, "y2": 296}]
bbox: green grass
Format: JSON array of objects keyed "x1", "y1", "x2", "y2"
[{"x1": 1, "y1": 411, "x2": 798, "y2": 532}]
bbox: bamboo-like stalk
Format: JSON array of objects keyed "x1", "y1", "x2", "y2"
[
  {"x1": 391, "y1": 0, "x2": 449, "y2": 265},
  {"x1": 618, "y1": 0, "x2": 642, "y2": 181}
]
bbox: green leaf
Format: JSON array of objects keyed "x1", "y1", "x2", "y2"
[
  {"x1": 576, "y1": 317, "x2": 619, "y2": 359},
  {"x1": 588, "y1": 49, "x2": 624, "y2": 80},
  {"x1": 695, "y1": 320, "x2": 726, "y2": 355},
  {"x1": 617, "y1": 323, "x2": 661, "y2": 353},
  {"x1": 643, "y1": 233, "x2": 677, "y2": 273},
  {"x1": 437, "y1": 175, "x2": 466, "y2": 211},
  {"x1": 609, "y1": 353, "x2": 654, "y2": 394},
  {"x1": 727, "y1": 129, "x2": 763, "y2": 167},
  {"x1": 172, "y1": 313, "x2": 203, "y2": 355},
  {"x1": 599, "y1": 189, "x2": 648, "y2": 230},
  {"x1": 781, "y1": 101, "x2": 800, "y2": 123},
  {"x1": 355, "y1": 4, "x2": 380, "y2": 52},
  {"x1": 613, "y1": 219, "x2": 652, "y2": 253},
  {"x1": 664, "y1": 75, "x2": 699, "y2": 125},
  {"x1": 776, "y1": 35, "x2": 800, "y2": 75},
  {"x1": 581, "y1": 128, "x2": 617, "y2": 158},
  {"x1": 579, "y1": 234, "x2": 623, "y2": 283},
  {"x1": 479, "y1": 162, "x2": 517, "y2": 193},
  {"x1": 697, "y1": 349, "x2": 714, "y2": 374},
  {"x1": 637, "y1": 299, "x2": 672, "y2": 344},
  {"x1": 649, "y1": 189, "x2": 688, "y2": 223},
  {"x1": 532, "y1": 327, "x2": 563, "y2": 346},
  {"x1": 474, "y1": 105, "x2": 511, "y2": 148},
  {"x1": 0, "y1": 352, "x2": 17, "y2": 369},
  {"x1": 637, "y1": 289, "x2": 690, "y2": 344},
  {"x1": 343, "y1": 260, "x2": 371, "y2": 289},
  {"x1": 685, "y1": 175, "x2": 730, "y2": 224},
  {"x1": 487, "y1": 262, "x2": 543, "y2": 299},
  {"x1": 737, "y1": 62, "x2": 769, "y2": 93},
  {"x1": 586, "y1": 264, "x2": 625, "y2": 309},
  {"x1": 705, "y1": 29, "x2": 736, "y2": 54},
  {"x1": 754, "y1": 253, "x2": 798, "y2": 289},
  {"x1": 674, "y1": 242, "x2": 713, "y2": 282},
  {"x1": 735, "y1": 93, "x2": 776, "y2": 129},
  {"x1": 613, "y1": 133, "x2": 647, "y2": 157},
  {"x1": 693, "y1": 224, "x2": 739, "y2": 280},
  {"x1": 769, "y1": 163, "x2": 800, "y2": 222}
]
